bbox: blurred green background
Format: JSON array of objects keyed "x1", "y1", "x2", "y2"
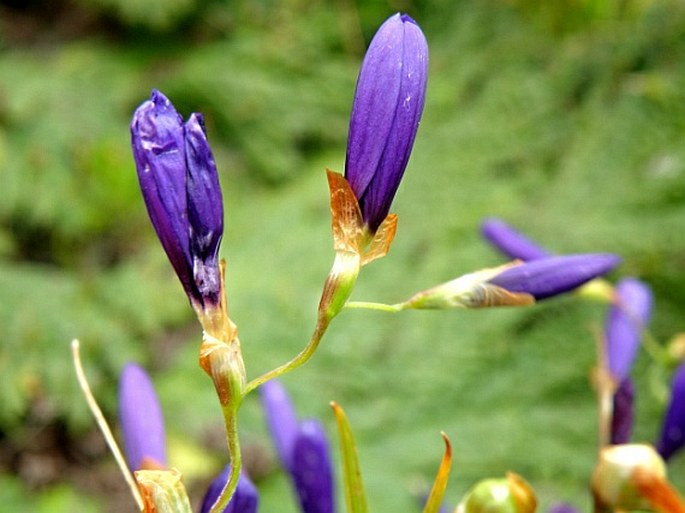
[{"x1": 1, "y1": 0, "x2": 684, "y2": 511}]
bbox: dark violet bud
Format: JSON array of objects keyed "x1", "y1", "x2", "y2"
[
  {"x1": 131, "y1": 90, "x2": 224, "y2": 309},
  {"x1": 344, "y1": 13, "x2": 428, "y2": 233},
  {"x1": 291, "y1": 420, "x2": 335, "y2": 513},
  {"x1": 185, "y1": 113, "x2": 224, "y2": 306},
  {"x1": 132, "y1": 90, "x2": 194, "y2": 300},
  {"x1": 656, "y1": 362, "x2": 685, "y2": 461},
  {"x1": 260, "y1": 380, "x2": 299, "y2": 472},
  {"x1": 611, "y1": 378, "x2": 635, "y2": 445},
  {"x1": 118, "y1": 363, "x2": 167, "y2": 471},
  {"x1": 548, "y1": 503, "x2": 580, "y2": 513},
  {"x1": 200, "y1": 468, "x2": 259, "y2": 513},
  {"x1": 488, "y1": 254, "x2": 621, "y2": 300},
  {"x1": 605, "y1": 278, "x2": 653, "y2": 382},
  {"x1": 480, "y1": 218, "x2": 550, "y2": 261}
]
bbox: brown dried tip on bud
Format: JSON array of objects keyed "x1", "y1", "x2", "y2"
[
  {"x1": 591, "y1": 444, "x2": 667, "y2": 512},
  {"x1": 135, "y1": 468, "x2": 193, "y2": 513}
]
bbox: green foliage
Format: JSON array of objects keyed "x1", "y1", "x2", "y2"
[{"x1": 1, "y1": 0, "x2": 685, "y2": 511}]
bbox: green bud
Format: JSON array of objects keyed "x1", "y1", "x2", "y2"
[
  {"x1": 591, "y1": 444, "x2": 667, "y2": 511},
  {"x1": 458, "y1": 473, "x2": 536, "y2": 513}
]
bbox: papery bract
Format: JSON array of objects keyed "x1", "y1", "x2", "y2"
[
  {"x1": 605, "y1": 277, "x2": 653, "y2": 382},
  {"x1": 657, "y1": 362, "x2": 685, "y2": 461},
  {"x1": 344, "y1": 13, "x2": 428, "y2": 233},
  {"x1": 480, "y1": 218, "x2": 550, "y2": 261},
  {"x1": 118, "y1": 363, "x2": 167, "y2": 471}
]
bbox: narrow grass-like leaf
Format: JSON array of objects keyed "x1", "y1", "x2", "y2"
[
  {"x1": 331, "y1": 402, "x2": 368, "y2": 513},
  {"x1": 422, "y1": 432, "x2": 452, "y2": 513}
]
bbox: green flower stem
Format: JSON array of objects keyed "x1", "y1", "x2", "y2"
[
  {"x1": 344, "y1": 301, "x2": 404, "y2": 312},
  {"x1": 244, "y1": 316, "x2": 331, "y2": 395},
  {"x1": 209, "y1": 401, "x2": 242, "y2": 513}
]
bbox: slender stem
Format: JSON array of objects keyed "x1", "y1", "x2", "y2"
[
  {"x1": 344, "y1": 301, "x2": 403, "y2": 313},
  {"x1": 244, "y1": 316, "x2": 330, "y2": 395},
  {"x1": 209, "y1": 403, "x2": 242, "y2": 513},
  {"x1": 71, "y1": 340, "x2": 144, "y2": 511}
]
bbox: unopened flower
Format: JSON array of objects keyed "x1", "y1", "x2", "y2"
[
  {"x1": 131, "y1": 89, "x2": 224, "y2": 311},
  {"x1": 405, "y1": 254, "x2": 621, "y2": 309},
  {"x1": 457, "y1": 473, "x2": 536, "y2": 513},
  {"x1": 480, "y1": 218, "x2": 550, "y2": 261},
  {"x1": 261, "y1": 380, "x2": 335, "y2": 513},
  {"x1": 200, "y1": 469, "x2": 259, "y2": 513},
  {"x1": 344, "y1": 13, "x2": 428, "y2": 235},
  {"x1": 487, "y1": 254, "x2": 621, "y2": 301},
  {"x1": 118, "y1": 363, "x2": 167, "y2": 472},
  {"x1": 656, "y1": 362, "x2": 685, "y2": 461},
  {"x1": 605, "y1": 277, "x2": 653, "y2": 382}
]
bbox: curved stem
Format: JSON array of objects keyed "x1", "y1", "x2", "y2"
[
  {"x1": 244, "y1": 316, "x2": 330, "y2": 395},
  {"x1": 209, "y1": 403, "x2": 242, "y2": 513},
  {"x1": 344, "y1": 301, "x2": 403, "y2": 313}
]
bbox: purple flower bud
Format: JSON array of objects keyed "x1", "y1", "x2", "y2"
[
  {"x1": 488, "y1": 254, "x2": 621, "y2": 300},
  {"x1": 118, "y1": 363, "x2": 167, "y2": 471},
  {"x1": 291, "y1": 420, "x2": 335, "y2": 513},
  {"x1": 657, "y1": 362, "x2": 685, "y2": 461},
  {"x1": 345, "y1": 13, "x2": 428, "y2": 233},
  {"x1": 611, "y1": 378, "x2": 635, "y2": 445},
  {"x1": 131, "y1": 90, "x2": 224, "y2": 309},
  {"x1": 605, "y1": 278, "x2": 653, "y2": 382},
  {"x1": 260, "y1": 380, "x2": 299, "y2": 472},
  {"x1": 200, "y1": 469, "x2": 259, "y2": 513},
  {"x1": 480, "y1": 218, "x2": 550, "y2": 261}
]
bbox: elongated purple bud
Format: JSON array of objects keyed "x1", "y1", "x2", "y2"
[
  {"x1": 291, "y1": 420, "x2": 335, "y2": 513},
  {"x1": 480, "y1": 218, "x2": 550, "y2": 261},
  {"x1": 345, "y1": 13, "x2": 428, "y2": 233},
  {"x1": 200, "y1": 469, "x2": 259, "y2": 513},
  {"x1": 118, "y1": 363, "x2": 167, "y2": 471},
  {"x1": 611, "y1": 378, "x2": 635, "y2": 445},
  {"x1": 488, "y1": 254, "x2": 621, "y2": 300},
  {"x1": 131, "y1": 90, "x2": 225, "y2": 309},
  {"x1": 656, "y1": 362, "x2": 685, "y2": 461},
  {"x1": 605, "y1": 278, "x2": 653, "y2": 382},
  {"x1": 260, "y1": 380, "x2": 300, "y2": 472},
  {"x1": 132, "y1": 90, "x2": 194, "y2": 300}
]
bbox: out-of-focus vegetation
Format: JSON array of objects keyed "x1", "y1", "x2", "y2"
[{"x1": 1, "y1": 0, "x2": 684, "y2": 511}]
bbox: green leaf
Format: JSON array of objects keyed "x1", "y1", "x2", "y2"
[{"x1": 331, "y1": 402, "x2": 368, "y2": 513}]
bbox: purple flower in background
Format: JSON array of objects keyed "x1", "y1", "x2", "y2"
[
  {"x1": 657, "y1": 362, "x2": 685, "y2": 461},
  {"x1": 131, "y1": 89, "x2": 224, "y2": 309},
  {"x1": 200, "y1": 469, "x2": 259, "y2": 513},
  {"x1": 611, "y1": 378, "x2": 635, "y2": 445},
  {"x1": 480, "y1": 218, "x2": 551, "y2": 261},
  {"x1": 118, "y1": 363, "x2": 167, "y2": 471},
  {"x1": 605, "y1": 278, "x2": 653, "y2": 382},
  {"x1": 261, "y1": 381, "x2": 335, "y2": 513},
  {"x1": 488, "y1": 254, "x2": 621, "y2": 300},
  {"x1": 548, "y1": 503, "x2": 580, "y2": 513},
  {"x1": 345, "y1": 13, "x2": 428, "y2": 233}
]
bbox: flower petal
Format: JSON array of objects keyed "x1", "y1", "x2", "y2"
[
  {"x1": 480, "y1": 218, "x2": 550, "y2": 261},
  {"x1": 657, "y1": 362, "x2": 685, "y2": 461},
  {"x1": 291, "y1": 419, "x2": 335, "y2": 513},
  {"x1": 200, "y1": 469, "x2": 259, "y2": 513},
  {"x1": 260, "y1": 380, "x2": 300, "y2": 472},
  {"x1": 118, "y1": 363, "x2": 167, "y2": 471}
]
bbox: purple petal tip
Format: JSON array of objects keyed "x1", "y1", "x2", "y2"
[
  {"x1": 480, "y1": 217, "x2": 551, "y2": 261},
  {"x1": 118, "y1": 363, "x2": 167, "y2": 471}
]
